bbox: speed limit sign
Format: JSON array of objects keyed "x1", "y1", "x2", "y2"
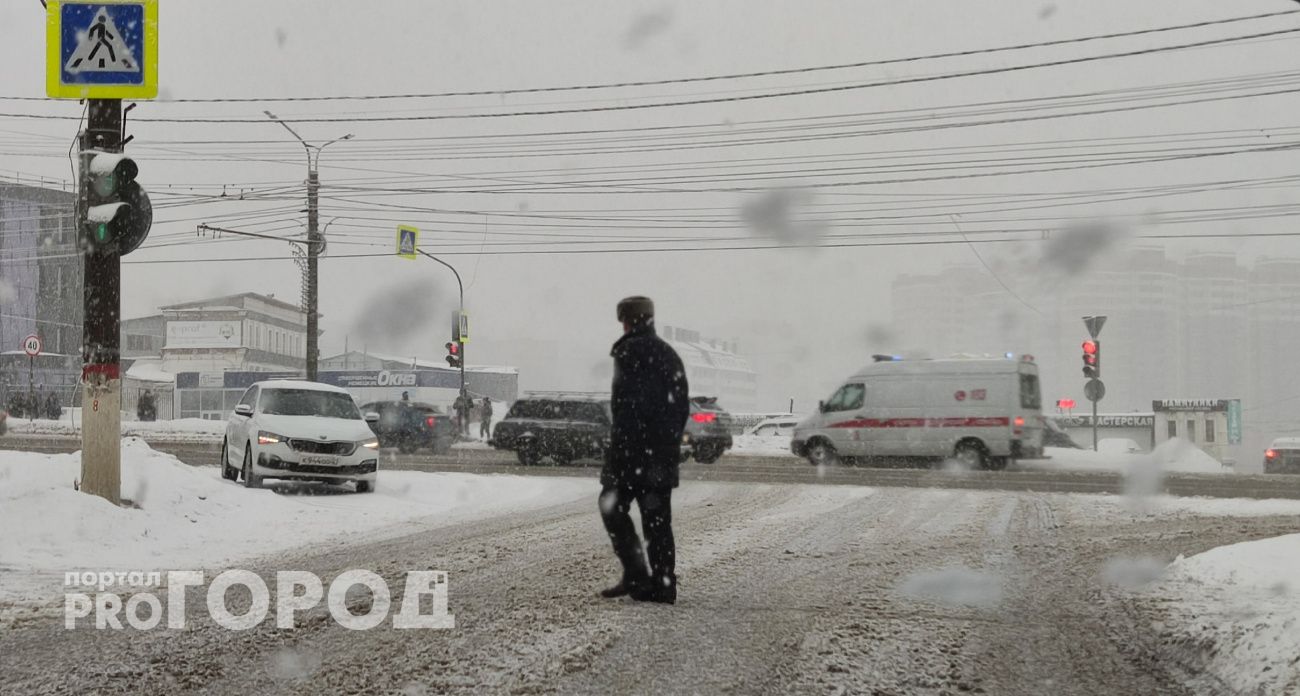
[{"x1": 22, "y1": 334, "x2": 41, "y2": 357}]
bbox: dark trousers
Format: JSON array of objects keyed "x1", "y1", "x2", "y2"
[{"x1": 599, "y1": 485, "x2": 675, "y2": 586}]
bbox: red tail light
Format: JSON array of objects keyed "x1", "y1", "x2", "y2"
[
  {"x1": 691, "y1": 412, "x2": 716, "y2": 424},
  {"x1": 1014, "y1": 416, "x2": 1025, "y2": 427},
  {"x1": 1266, "y1": 449, "x2": 1277, "y2": 459},
  {"x1": 426, "y1": 417, "x2": 436, "y2": 427}
]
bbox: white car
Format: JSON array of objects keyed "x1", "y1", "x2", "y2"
[
  {"x1": 746, "y1": 415, "x2": 803, "y2": 437},
  {"x1": 221, "y1": 380, "x2": 381, "y2": 492}
]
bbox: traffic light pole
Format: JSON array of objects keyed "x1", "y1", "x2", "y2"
[
  {"x1": 1092, "y1": 399, "x2": 1098, "y2": 452},
  {"x1": 418, "y1": 249, "x2": 465, "y2": 398},
  {"x1": 80, "y1": 99, "x2": 124, "y2": 505}
]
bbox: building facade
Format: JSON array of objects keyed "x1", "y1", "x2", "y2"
[
  {"x1": 0, "y1": 181, "x2": 81, "y2": 408},
  {"x1": 890, "y1": 248, "x2": 1280, "y2": 467},
  {"x1": 154, "y1": 292, "x2": 314, "y2": 373},
  {"x1": 660, "y1": 325, "x2": 757, "y2": 412}
]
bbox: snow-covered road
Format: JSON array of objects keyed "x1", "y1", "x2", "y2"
[{"x1": 4, "y1": 459, "x2": 1299, "y2": 695}]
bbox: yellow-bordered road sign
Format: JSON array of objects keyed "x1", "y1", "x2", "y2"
[
  {"x1": 47, "y1": 0, "x2": 159, "y2": 99},
  {"x1": 397, "y1": 225, "x2": 419, "y2": 259}
]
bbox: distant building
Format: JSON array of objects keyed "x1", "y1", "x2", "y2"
[
  {"x1": 890, "y1": 248, "x2": 1295, "y2": 469},
  {"x1": 0, "y1": 181, "x2": 81, "y2": 406},
  {"x1": 121, "y1": 314, "x2": 166, "y2": 359},
  {"x1": 149, "y1": 292, "x2": 316, "y2": 373},
  {"x1": 319, "y1": 350, "x2": 519, "y2": 405},
  {"x1": 660, "y1": 326, "x2": 757, "y2": 412}
]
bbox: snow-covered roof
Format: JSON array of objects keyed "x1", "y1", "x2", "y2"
[
  {"x1": 125, "y1": 361, "x2": 175, "y2": 383},
  {"x1": 1270, "y1": 437, "x2": 1300, "y2": 449}
]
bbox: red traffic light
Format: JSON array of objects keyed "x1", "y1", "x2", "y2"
[
  {"x1": 1082, "y1": 340, "x2": 1097, "y2": 355},
  {"x1": 446, "y1": 342, "x2": 459, "y2": 355}
]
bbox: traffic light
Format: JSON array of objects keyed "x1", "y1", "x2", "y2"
[
  {"x1": 445, "y1": 341, "x2": 462, "y2": 368},
  {"x1": 1081, "y1": 339, "x2": 1100, "y2": 378},
  {"x1": 83, "y1": 151, "x2": 152, "y2": 255}
]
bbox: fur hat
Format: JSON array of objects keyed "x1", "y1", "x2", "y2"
[{"x1": 617, "y1": 295, "x2": 655, "y2": 323}]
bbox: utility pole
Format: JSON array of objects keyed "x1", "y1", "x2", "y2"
[
  {"x1": 80, "y1": 99, "x2": 123, "y2": 504},
  {"x1": 47, "y1": 0, "x2": 157, "y2": 505},
  {"x1": 305, "y1": 167, "x2": 319, "y2": 381},
  {"x1": 263, "y1": 111, "x2": 351, "y2": 382}
]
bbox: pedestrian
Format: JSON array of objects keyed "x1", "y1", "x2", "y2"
[
  {"x1": 480, "y1": 396, "x2": 493, "y2": 439},
  {"x1": 45, "y1": 391, "x2": 61, "y2": 420},
  {"x1": 599, "y1": 296, "x2": 689, "y2": 604},
  {"x1": 401, "y1": 390, "x2": 410, "y2": 402},
  {"x1": 453, "y1": 393, "x2": 471, "y2": 437},
  {"x1": 137, "y1": 389, "x2": 155, "y2": 421}
]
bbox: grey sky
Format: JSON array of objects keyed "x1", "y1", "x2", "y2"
[{"x1": 2, "y1": 0, "x2": 1299, "y2": 410}]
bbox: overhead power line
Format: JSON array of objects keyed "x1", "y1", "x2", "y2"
[
  {"x1": 3, "y1": 25, "x2": 1300, "y2": 123},
  {"x1": 1, "y1": 9, "x2": 1293, "y2": 104}
]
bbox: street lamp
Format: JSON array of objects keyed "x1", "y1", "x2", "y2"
[{"x1": 262, "y1": 111, "x2": 353, "y2": 382}]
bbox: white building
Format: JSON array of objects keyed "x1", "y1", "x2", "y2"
[
  {"x1": 660, "y1": 326, "x2": 757, "y2": 412},
  {"x1": 890, "y1": 249, "x2": 1299, "y2": 470},
  {"x1": 154, "y1": 292, "x2": 314, "y2": 373}
]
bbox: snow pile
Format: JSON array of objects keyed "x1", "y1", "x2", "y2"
[
  {"x1": 731, "y1": 434, "x2": 796, "y2": 457},
  {"x1": 0, "y1": 440, "x2": 592, "y2": 610},
  {"x1": 1032, "y1": 438, "x2": 1227, "y2": 475},
  {"x1": 8, "y1": 416, "x2": 225, "y2": 441},
  {"x1": 1150, "y1": 533, "x2": 1300, "y2": 694}
]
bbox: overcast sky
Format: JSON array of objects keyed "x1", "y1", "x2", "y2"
[{"x1": 3, "y1": 0, "x2": 1299, "y2": 410}]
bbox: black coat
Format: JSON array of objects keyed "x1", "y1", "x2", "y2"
[{"x1": 602, "y1": 324, "x2": 690, "y2": 490}]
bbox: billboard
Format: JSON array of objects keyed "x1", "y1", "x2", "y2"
[{"x1": 165, "y1": 321, "x2": 242, "y2": 349}]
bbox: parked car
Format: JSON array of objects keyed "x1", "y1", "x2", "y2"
[
  {"x1": 490, "y1": 393, "x2": 612, "y2": 466},
  {"x1": 222, "y1": 380, "x2": 381, "y2": 492},
  {"x1": 360, "y1": 400, "x2": 455, "y2": 454},
  {"x1": 685, "y1": 397, "x2": 735, "y2": 464},
  {"x1": 793, "y1": 355, "x2": 1045, "y2": 470},
  {"x1": 1264, "y1": 437, "x2": 1300, "y2": 474},
  {"x1": 745, "y1": 414, "x2": 802, "y2": 437}
]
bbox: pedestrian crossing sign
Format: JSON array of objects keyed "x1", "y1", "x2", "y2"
[
  {"x1": 397, "y1": 225, "x2": 419, "y2": 260},
  {"x1": 47, "y1": 0, "x2": 158, "y2": 99}
]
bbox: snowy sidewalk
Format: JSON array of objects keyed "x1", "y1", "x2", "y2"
[{"x1": 0, "y1": 440, "x2": 592, "y2": 614}]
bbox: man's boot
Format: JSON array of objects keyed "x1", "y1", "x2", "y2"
[
  {"x1": 600, "y1": 570, "x2": 649, "y2": 598},
  {"x1": 631, "y1": 574, "x2": 676, "y2": 604}
]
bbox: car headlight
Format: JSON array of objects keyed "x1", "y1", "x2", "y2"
[
  {"x1": 258, "y1": 431, "x2": 288, "y2": 445},
  {"x1": 360, "y1": 438, "x2": 380, "y2": 449}
]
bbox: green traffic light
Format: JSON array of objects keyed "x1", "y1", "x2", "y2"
[{"x1": 95, "y1": 223, "x2": 107, "y2": 242}]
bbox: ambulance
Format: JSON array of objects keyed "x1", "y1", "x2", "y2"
[{"x1": 791, "y1": 355, "x2": 1045, "y2": 469}]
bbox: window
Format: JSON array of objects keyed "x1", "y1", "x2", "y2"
[
  {"x1": 1019, "y1": 373, "x2": 1042, "y2": 409},
  {"x1": 824, "y1": 383, "x2": 865, "y2": 412},
  {"x1": 1186, "y1": 419, "x2": 1196, "y2": 441},
  {"x1": 259, "y1": 388, "x2": 361, "y2": 419},
  {"x1": 1167, "y1": 420, "x2": 1177, "y2": 438},
  {"x1": 237, "y1": 386, "x2": 259, "y2": 409},
  {"x1": 1204, "y1": 419, "x2": 1215, "y2": 443}
]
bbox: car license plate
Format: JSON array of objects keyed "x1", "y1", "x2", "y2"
[{"x1": 301, "y1": 455, "x2": 338, "y2": 467}]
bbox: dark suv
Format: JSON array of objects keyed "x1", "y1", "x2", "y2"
[
  {"x1": 360, "y1": 401, "x2": 455, "y2": 455},
  {"x1": 491, "y1": 394, "x2": 612, "y2": 466},
  {"x1": 684, "y1": 397, "x2": 734, "y2": 463}
]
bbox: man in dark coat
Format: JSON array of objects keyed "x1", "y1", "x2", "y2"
[{"x1": 599, "y1": 295, "x2": 689, "y2": 604}]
